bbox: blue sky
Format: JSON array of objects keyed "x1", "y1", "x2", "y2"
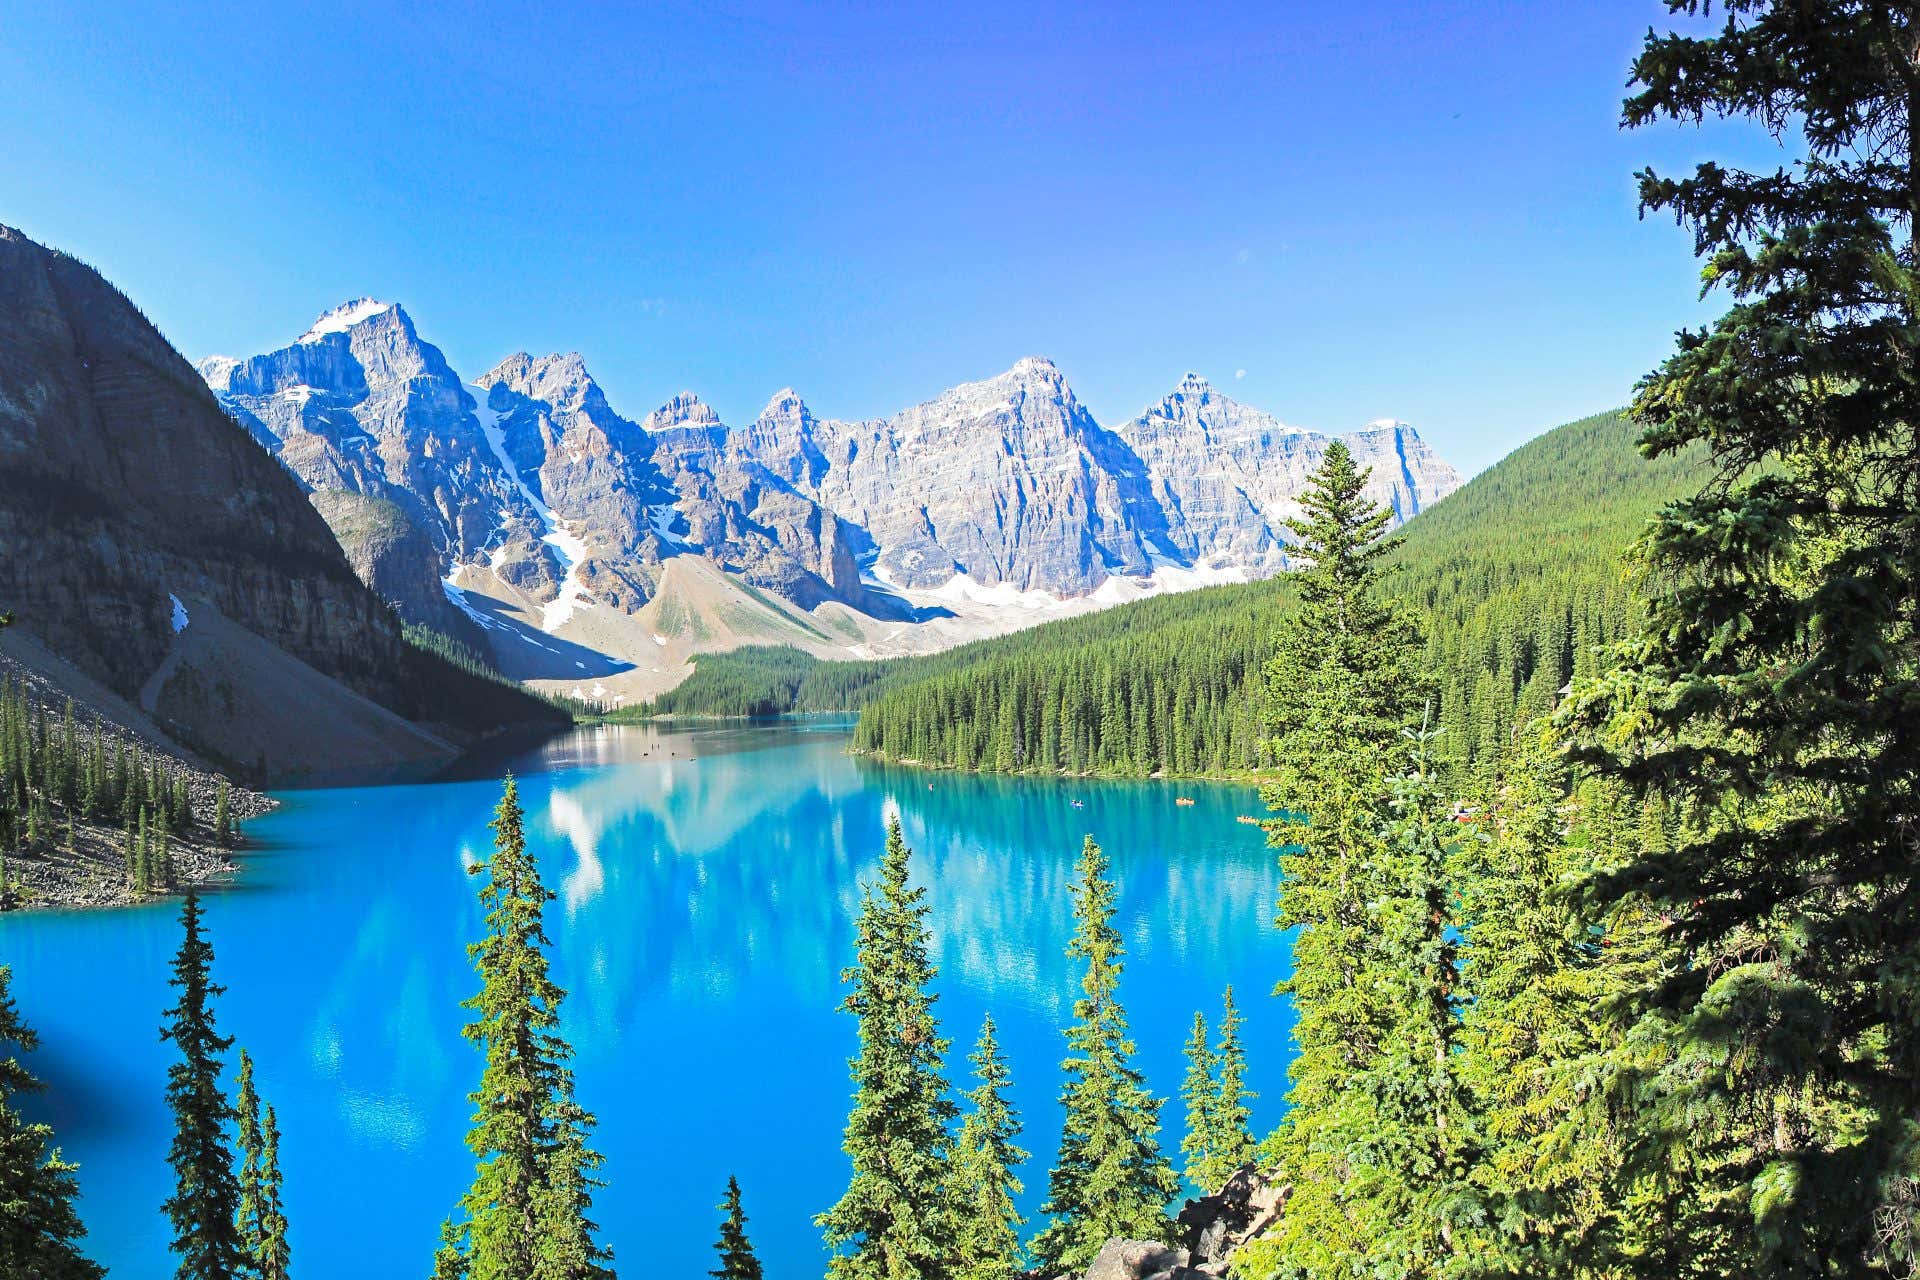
[{"x1": 0, "y1": 1, "x2": 1786, "y2": 474}]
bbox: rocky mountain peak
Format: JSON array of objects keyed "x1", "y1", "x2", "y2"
[
  {"x1": 196, "y1": 354, "x2": 243, "y2": 391},
  {"x1": 299, "y1": 298, "x2": 397, "y2": 344},
  {"x1": 644, "y1": 392, "x2": 722, "y2": 432},
  {"x1": 753, "y1": 387, "x2": 813, "y2": 434},
  {"x1": 1010, "y1": 354, "x2": 1062, "y2": 379},
  {"x1": 481, "y1": 351, "x2": 599, "y2": 412}
]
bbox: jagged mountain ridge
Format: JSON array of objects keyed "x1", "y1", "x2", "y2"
[{"x1": 201, "y1": 300, "x2": 1462, "y2": 698}]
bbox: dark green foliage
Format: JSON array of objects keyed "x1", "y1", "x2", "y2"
[
  {"x1": 818, "y1": 817, "x2": 958, "y2": 1279},
  {"x1": 843, "y1": 410, "x2": 1705, "y2": 777},
  {"x1": 1032, "y1": 836, "x2": 1177, "y2": 1272},
  {"x1": 437, "y1": 777, "x2": 613, "y2": 1280},
  {"x1": 1560, "y1": 5, "x2": 1920, "y2": 1273},
  {"x1": 234, "y1": 1050, "x2": 291, "y2": 1280},
  {"x1": 0, "y1": 965, "x2": 103, "y2": 1279},
  {"x1": 1250, "y1": 445, "x2": 1449, "y2": 1274},
  {"x1": 0, "y1": 674, "x2": 225, "y2": 903},
  {"x1": 709, "y1": 1177, "x2": 762, "y2": 1280},
  {"x1": 160, "y1": 891, "x2": 246, "y2": 1280},
  {"x1": 951, "y1": 1016, "x2": 1027, "y2": 1280},
  {"x1": 1181, "y1": 989, "x2": 1255, "y2": 1194},
  {"x1": 1179, "y1": 1012, "x2": 1217, "y2": 1191},
  {"x1": 213, "y1": 779, "x2": 233, "y2": 850},
  {"x1": 398, "y1": 635, "x2": 578, "y2": 733}
]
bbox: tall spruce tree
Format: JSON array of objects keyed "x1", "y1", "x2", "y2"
[
  {"x1": 234, "y1": 1050, "x2": 291, "y2": 1280},
  {"x1": 1179, "y1": 1011, "x2": 1218, "y2": 1191},
  {"x1": 0, "y1": 965, "x2": 103, "y2": 1280},
  {"x1": 710, "y1": 1177, "x2": 762, "y2": 1280},
  {"x1": 438, "y1": 776, "x2": 613, "y2": 1280},
  {"x1": 1252, "y1": 441, "x2": 1430, "y2": 1275},
  {"x1": 160, "y1": 890, "x2": 246, "y2": 1280},
  {"x1": 817, "y1": 817, "x2": 957, "y2": 1280},
  {"x1": 950, "y1": 1015, "x2": 1027, "y2": 1280},
  {"x1": 1032, "y1": 836, "x2": 1177, "y2": 1272},
  {"x1": 1211, "y1": 986, "x2": 1254, "y2": 1182},
  {"x1": 255, "y1": 1105, "x2": 291, "y2": 1280},
  {"x1": 1560, "y1": 4, "x2": 1920, "y2": 1272}
]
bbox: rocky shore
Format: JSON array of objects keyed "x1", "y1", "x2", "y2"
[{"x1": 0, "y1": 647, "x2": 274, "y2": 913}]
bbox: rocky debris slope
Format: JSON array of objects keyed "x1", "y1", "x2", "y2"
[
  {"x1": 0, "y1": 643, "x2": 273, "y2": 912},
  {"x1": 0, "y1": 226, "x2": 562, "y2": 776}
]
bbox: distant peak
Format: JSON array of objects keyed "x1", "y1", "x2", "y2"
[
  {"x1": 299, "y1": 298, "x2": 396, "y2": 344},
  {"x1": 1010, "y1": 355, "x2": 1061, "y2": 377},
  {"x1": 645, "y1": 391, "x2": 720, "y2": 431},
  {"x1": 197, "y1": 354, "x2": 242, "y2": 390},
  {"x1": 759, "y1": 387, "x2": 808, "y2": 418},
  {"x1": 1364, "y1": 417, "x2": 1407, "y2": 431}
]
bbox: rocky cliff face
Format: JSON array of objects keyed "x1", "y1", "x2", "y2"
[
  {"x1": 0, "y1": 227, "x2": 556, "y2": 774},
  {"x1": 1117, "y1": 373, "x2": 1463, "y2": 576},
  {"x1": 745, "y1": 357, "x2": 1176, "y2": 593},
  {"x1": 202, "y1": 300, "x2": 1463, "y2": 695}
]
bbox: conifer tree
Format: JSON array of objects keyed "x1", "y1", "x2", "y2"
[
  {"x1": 0, "y1": 965, "x2": 104, "y2": 1279},
  {"x1": 950, "y1": 1015, "x2": 1026, "y2": 1280},
  {"x1": 709, "y1": 1176, "x2": 762, "y2": 1280},
  {"x1": 818, "y1": 817, "x2": 956, "y2": 1279},
  {"x1": 255, "y1": 1105, "x2": 291, "y2": 1280},
  {"x1": 1449, "y1": 737, "x2": 1656, "y2": 1277},
  {"x1": 1561, "y1": 5, "x2": 1920, "y2": 1271},
  {"x1": 1210, "y1": 986, "x2": 1254, "y2": 1181},
  {"x1": 214, "y1": 779, "x2": 232, "y2": 849},
  {"x1": 1178, "y1": 1012, "x2": 1218, "y2": 1190},
  {"x1": 1254, "y1": 442, "x2": 1429, "y2": 1274},
  {"x1": 234, "y1": 1050, "x2": 291, "y2": 1280},
  {"x1": 1343, "y1": 729, "x2": 1472, "y2": 1271},
  {"x1": 1032, "y1": 836, "x2": 1176, "y2": 1272},
  {"x1": 437, "y1": 776, "x2": 613, "y2": 1280},
  {"x1": 160, "y1": 891, "x2": 246, "y2": 1280},
  {"x1": 534, "y1": 1098, "x2": 612, "y2": 1280}
]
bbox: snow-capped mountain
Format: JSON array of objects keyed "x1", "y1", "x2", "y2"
[
  {"x1": 201, "y1": 301, "x2": 1463, "y2": 698},
  {"x1": 1118, "y1": 372, "x2": 1460, "y2": 577}
]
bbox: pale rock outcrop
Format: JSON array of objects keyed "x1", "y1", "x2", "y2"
[{"x1": 1117, "y1": 373, "x2": 1462, "y2": 576}]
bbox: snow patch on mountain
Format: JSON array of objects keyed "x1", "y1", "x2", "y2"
[
  {"x1": 300, "y1": 298, "x2": 394, "y2": 343},
  {"x1": 468, "y1": 383, "x2": 593, "y2": 632}
]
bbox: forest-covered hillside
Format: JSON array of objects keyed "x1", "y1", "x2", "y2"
[{"x1": 641, "y1": 410, "x2": 1706, "y2": 775}]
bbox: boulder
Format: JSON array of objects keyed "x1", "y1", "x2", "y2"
[
  {"x1": 1082, "y1": 1239, "x2": 1194, "y2": 1280},
  {"x1": 1177, "y1": 1164, "x2": 1290, "y2": 1266}
]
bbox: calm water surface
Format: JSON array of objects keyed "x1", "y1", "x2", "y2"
[{"x1": 2, "y1": 721, "x2": 1294, "y2": 1278}]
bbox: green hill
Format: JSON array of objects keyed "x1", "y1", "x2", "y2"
[{"x1": 636, "y1": 410, "x2": 1706, "y2": 776}]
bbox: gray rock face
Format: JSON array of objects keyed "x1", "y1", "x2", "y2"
[
  {"x1": 643, "y1": 392, "x2": 875, "y2": 610},
  {"x1": 745, "y1": 357, "x2": 1175, "y2": 593},
  {"x1": 1080, "y1": 1239, "x2": 1199, "y2": 1280},
  {"x1": 203, "y1": 304, "x2": 1465, "y2": 646},
  {"x1": 1117, "y1": 374, "x2": 1463, "y2": 576},
  {"x1": 1177, "y1": 1164, "x2": 1290, "y2": 1268},
  {"x1": 200, "y1": 301, "x2": 526, "y2": 570}
]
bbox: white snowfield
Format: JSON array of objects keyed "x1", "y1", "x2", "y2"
[
  {"x1": 468, "y1": 382, "x2": 594, "y2": 634},
  {"x1": 168, "y1": 593, "x2": 190, "y2": 634},
  {"x1": 299, "y1": 298, "x2": 394, "y2": 344}
]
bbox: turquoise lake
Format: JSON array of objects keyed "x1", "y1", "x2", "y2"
[{"x1": 1, "y1": 721, "x2": 1294, "y2": 1278}]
